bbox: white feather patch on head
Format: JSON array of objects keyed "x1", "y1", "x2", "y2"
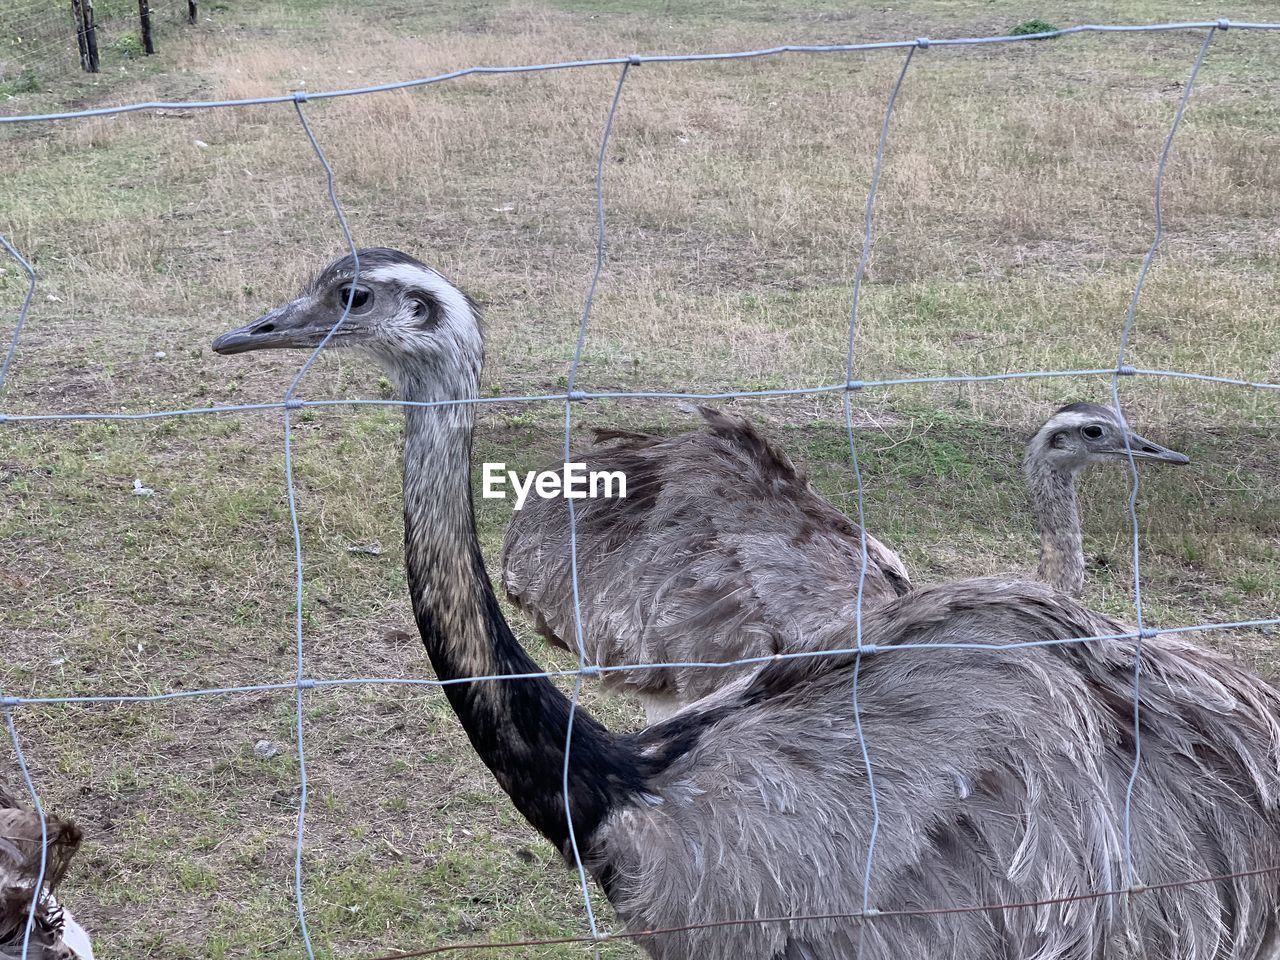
[
  {"x1": 1042, "y1": 411, "x2": 1101, "y2": 432},
  {"x1": 1030, "y1": 408, "x2": 1119, "y2": 451},
  {"x1": 363, "y1": 262, "x2": 482, "y2": 366},
  {"x1": 365, "y1": 264, "x2": 473, "y2": 324}
]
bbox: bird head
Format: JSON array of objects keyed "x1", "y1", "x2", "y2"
[
  {"x1": 212, "y1": 248, "x2": 482, "y2": 393},
  {"x1": 0, "y1": 790, "x2": 92, "y2": 960},
  {"x1": 1028, "y1": 401, "x2": 1190, "y2": 477}
]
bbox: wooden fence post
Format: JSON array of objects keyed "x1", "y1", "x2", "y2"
[
  {"x1": 138, "y1": 0, "x2": 155, "y2": 54},
  {"x1": 82, "y1": 0, "x2": 99, "y2": 71},
  {"x1": 70, "y1": 0, "x2": 89, "y2": 68},
  {"x1": 70, "y1": 0, "x2": 99, "y2": 73}
]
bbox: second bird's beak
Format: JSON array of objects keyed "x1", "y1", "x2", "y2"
[
  {"x1": 212, "y1": 299, "x2": 347, "y2": 355},
  {"x1": 1114, "y1": 429, "x2": 1190, "y2": 466}
]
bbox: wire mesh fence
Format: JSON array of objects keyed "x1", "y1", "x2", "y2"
[
  {"x1": 2, "y1": 16, "x2": 1279, "y2": 959},
  {"x1": 1, "y1": 0, "x2": 192, "y2": 84}
]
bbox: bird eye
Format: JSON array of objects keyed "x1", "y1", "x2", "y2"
[
  {"x1": 1082, "y1": 424, "x2": 1104, "y2": 440},
  {"x1": 337, "y1": 285, "x2": 373, "y2": 313}
]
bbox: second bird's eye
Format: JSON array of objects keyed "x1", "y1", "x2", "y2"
[
  {"x1": 1082, "y1": 424, "x2": 1104, "y2": 440},
  {"x1": 338, "y1": 285, "x2": 372, "y2": 313}
]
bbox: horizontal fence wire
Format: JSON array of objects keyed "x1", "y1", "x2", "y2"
[
  {"x1": 363, "y1": 862, "x2": 1280, "y2": 960},
  {"x1": 1, "y1": 367, "x2": 1278, "y2": 424},
  {"x1": 3, "y1": 19, "x2": 1280, "y2": 125},
  {"x1": 2, "y1": 16, "x2": 1279, "y2": 960},
  {"x1": 4, "y1": 615, "x2": 1280, "y2": 710}
]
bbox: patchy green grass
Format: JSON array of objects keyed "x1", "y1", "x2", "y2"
[
  {"x1": 1009, "y1": 18, "x2": 1060, "y2": 36},
  {"x1": 1, "y1": 0, "x2": 1279, "y2": 958}
]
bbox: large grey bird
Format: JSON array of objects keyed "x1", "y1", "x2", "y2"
[
  {"x1": 502, "y1": 402, "x2": 1187, "y2": 721},
  {"x1": 0, "y1": 784, "x2": 94, "y2": 960},
  {"x1": 213, "y1": 248, "x2": 1280, "y2": 960},
  {"x1": 503, "y1": 405, "x2": 911, "y2": 721}
]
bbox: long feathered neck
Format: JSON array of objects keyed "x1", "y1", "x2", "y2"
[
  {"x1": 397, "y1": 360, "x2": 645, "y2": 862},
  {"x1": 1024, "y1": 445, "x2": 1085, "y2": 598}
]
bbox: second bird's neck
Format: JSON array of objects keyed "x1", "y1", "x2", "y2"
[
  {"x1": 1026, "y1": 459, "x2": 1085, "y2": 598},
  {"x1": 396, "y1": 368, "x2": 643, "y2": 863}
]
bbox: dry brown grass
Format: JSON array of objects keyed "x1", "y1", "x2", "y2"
[{"x1": 1, "y1": 1, "x2": 1278, "y2": 957}]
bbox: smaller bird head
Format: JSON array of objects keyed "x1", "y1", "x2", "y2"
[
  {"x1": 1028, "y1": 401, "x2": 1190, "y2": 476},
  {"x1": 0, "y1": 786, "x2": 92, "y2": 960},
  {"x1": 212, "y1": 248, "x2": 482, "y2": 391}
]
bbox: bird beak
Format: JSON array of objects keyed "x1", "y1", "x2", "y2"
[
  {"x1": 212, "y1": 298, "x2": 347, "y2": 355},
  {"x1": 1115, "y1": 428, "x2": 1190, "y2": 466}
]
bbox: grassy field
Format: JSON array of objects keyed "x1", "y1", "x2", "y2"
[{"x1": 1, "y1": 0, "x2": 1278, "y2": 957}]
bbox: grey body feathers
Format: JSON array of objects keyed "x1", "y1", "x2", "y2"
[
  {"x1": 502, "y1": 406, "x2": 910, "y2": 716},
  {"x1": 604, "y1": 577, "x2": 1280, "y2": 959}
]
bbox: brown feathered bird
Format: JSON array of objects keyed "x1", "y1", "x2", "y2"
[
  {"x1": 213, "y1": 248, "x2": 1280, "y2": 960},
  {"x1": 0, "y1": 784, "x2": 93, "y2": 960},
  {"x1": 502, "y1": 405, "x2": 910, "y2": 721}
]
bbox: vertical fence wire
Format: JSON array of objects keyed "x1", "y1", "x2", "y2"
[
  {"x1": 1113, "y1": 24, "x2": 1217, "y2": 889},
  {"x1": 281, "y1": 409, "x2": 317, "y2": 960},
  {"x1": 0, "y1": 234, "x2": 46, "y2": 960},
  {"x1": 287, "y1": 97, "x2": 362, "y2": 400},
  {"x1": 843, "y1": 42, "x2": 918, "y2": 939},
  {"x1": 561, "y1": 60, "x2": 634, "y2": 950},
  {"x1": 279, "y1": 94, "x2": 364, "y2": 960},
  {"x1": 0, "y1": 235, "x2": 36, "y2": 395},
  {"x1": 3, "y1": 709, "x2": 46, "y2": 960}
]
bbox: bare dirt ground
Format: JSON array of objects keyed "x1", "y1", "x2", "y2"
[{"x1": 1, "y1": 1, "x2": 1278, "y2": 956}]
